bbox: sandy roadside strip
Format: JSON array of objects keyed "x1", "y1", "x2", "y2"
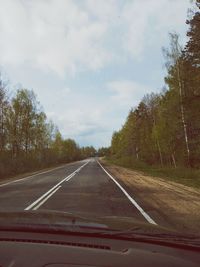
[{"x1": 101, "y1": 161, "x2": 200, "y2": 234}]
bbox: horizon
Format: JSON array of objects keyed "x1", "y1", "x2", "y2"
[{"x1": 0, "y1": 0, "x2": 190, "y2": 148}]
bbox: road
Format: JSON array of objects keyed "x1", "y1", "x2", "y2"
[{"x1": 0, "y1": 159, "x2": 156, "y2": 225}]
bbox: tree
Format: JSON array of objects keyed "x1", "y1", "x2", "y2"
[
  {"x1": 109, "y1": 1, "x2": 200, "y2": 169},
  {"x1": 7, "y1": 89, "x2": 38, "y2": 157},
  {"x1": 143, "y1": 93, "x2": 164, "y2": 166},
  {"x1": 52, "y1": 128, "x2": 63, "y2": 162},
  {"x1": 185, "y1": 0, "x2": 200, "y2": 68},
  {"x1": 163, "y1": 33, "x2": 191, "y2": 166},
  {"x1": 0, "y1": 81, "x2": 92, "y2": 178},
  {"x1": 183, "y1": 1, "x2": 200, "y2": 166},
  {"x1": 0, "y1": 74, "x2": 9, "y2": 152},
  {"x1": 81, "y1": 146, "x2": 96, "y2": 158},
  {"x1": 97, "y1": 147, "x2": 110, "y2": 157},
  {"x1": 62, "y1": 139, "x2": 79, "y2": 162}
]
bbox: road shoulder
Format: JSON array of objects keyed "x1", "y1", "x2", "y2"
[
  {"x1": 0, "y1": 160, "x2": 82, "y2": 187},
  {"x1": 101, "y1": 160, "x2": 200, "y2": 234}
]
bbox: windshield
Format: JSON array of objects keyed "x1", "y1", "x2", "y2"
[{"x1": 0, "y1": 0, "x2": 200, "y2": 244}]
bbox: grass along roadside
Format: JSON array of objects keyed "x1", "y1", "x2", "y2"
[{"x1": 105, "y1": 157, "x2": 200, "y2": 189}]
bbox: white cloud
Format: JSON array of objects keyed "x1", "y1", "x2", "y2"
[
  {"x1": 121, "y1": 0, "x2": 189, "y2": 59},
  {"x1": 85, "y1": 0, "x2": 119, "y2": 21},
  {"x1": 107, "y1": 80, "x2": 153, "y2": 107},
  {"x1": 0, "y1": 0, "x2": 191, "y2": 147},
  {"x1": 0, "y1": 0, "x2": 111, "y2": 76},
  {"x1": 0, "y1": 0, "x2": 189, "y2": 76},
  {"x1": 47, "y1": 105, "x2": 109, "y2": 143}
]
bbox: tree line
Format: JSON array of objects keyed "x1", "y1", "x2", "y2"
[
  {"x1": 0, "y1": 81, "x2": 96, "y2": 179},
  {"x1": 110, "y1": 1, "x2": 200, "y2": 168}
]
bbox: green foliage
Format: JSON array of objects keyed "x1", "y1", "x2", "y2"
[
  {"x1": 81, "y1": 146, "x2": 96, "y2": 158},
  {"x1": 110, "y1": 4, "x2": 200, "y2": 169},
  {"x1": 0, "y1": 83, "x2": 96, "y2": 179},
  {"x1": 97, "y1": 147, "x2": 110, "y2": 157}
]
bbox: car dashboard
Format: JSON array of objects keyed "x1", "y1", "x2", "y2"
[{"x1": 0, "y1": 230, "x2": 199, "y2": 267}]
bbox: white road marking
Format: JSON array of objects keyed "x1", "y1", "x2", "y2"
[
  {"x1": 25, "y1": 160, "x2": 89, "y2": 211},
  {"x1": 97, "y1": 161, "x2": 157, "y2": 225},
  {"x1": 33, "y1": 186, "x2": 62, "y2": 210},
  {"x1": 0, "y1": 162, "x2": 82, "y2": 188}
]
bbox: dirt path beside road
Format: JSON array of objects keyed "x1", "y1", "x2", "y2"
[{"x1": 102, "y1": 161, "x2": 200, "y2": 234}]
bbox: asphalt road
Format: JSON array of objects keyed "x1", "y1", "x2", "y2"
[{"x1": 0, "y1": 159, "x2": 156, "y2": 225}]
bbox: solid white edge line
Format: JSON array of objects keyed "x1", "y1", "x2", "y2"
[
  {"x1": 24, "y1": 160, "x2": 89, "y2": 211},
  {"x1": 33, "y1": 186, "x2": 62, "y2": 210},
  {"x1": 0, "y1": 161, "x2": 84, "y2": 188},
  {"x1": 97, "y1": 161, "x2": 157, "y2": 225}
]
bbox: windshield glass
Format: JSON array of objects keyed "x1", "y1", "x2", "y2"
[{"x1": 0, "y1": 0, "x2": 200, "y2": 243}]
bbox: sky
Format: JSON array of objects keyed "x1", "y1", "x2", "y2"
[{"x1": 0, "y1": 0, "x2": 191, "y2": 148}]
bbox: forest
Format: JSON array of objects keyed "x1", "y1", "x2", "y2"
[
  {"x1": 0, "y1": 83, "x2": 96, "y2": 179},
  {"x1": 109, "y1": 1, "x2": 200, "y2": 169},
  {"x1": 1, "y1": 1, "x2": 200, "y2": 180}
]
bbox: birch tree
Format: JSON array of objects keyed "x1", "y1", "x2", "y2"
[{"x1": 163, "y1": 33, "x2": 191, "y2": 166}]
